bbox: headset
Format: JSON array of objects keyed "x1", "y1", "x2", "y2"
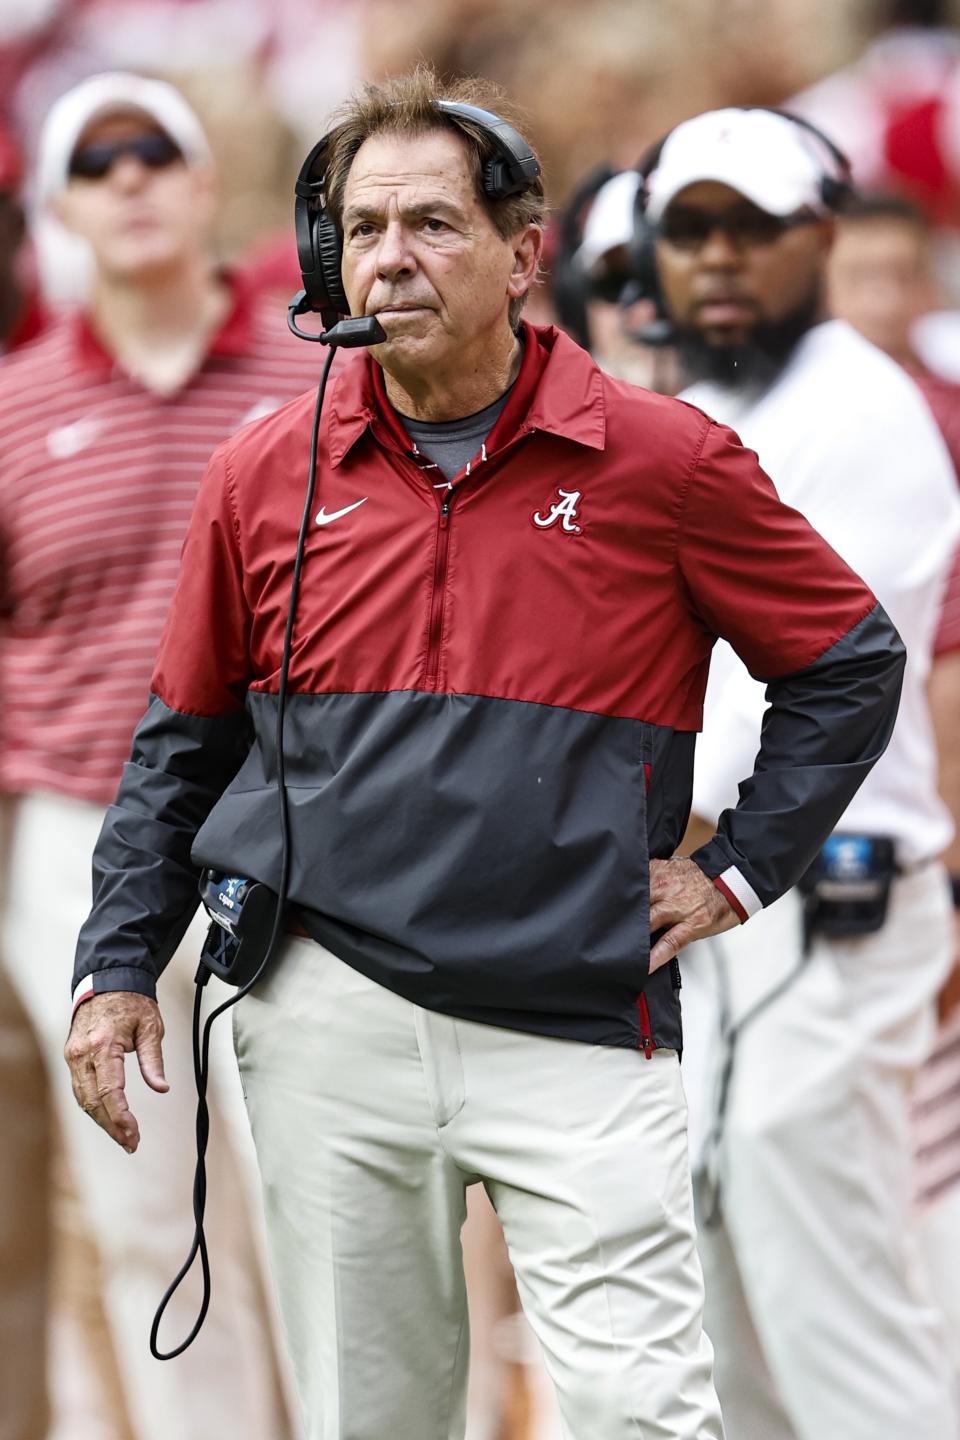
[
  {"x1": 288, "y1": 98, "x2": 542, "y2": 344},
  {"x1": 628, "y1": 107, "x2": 855, "y2": 346},
  {"x1": 153, "y1": 98, "x2": 541, "y2": 1362},
  {"x1": 549, "y1": 163, "x2": 617, "y2": 349}
]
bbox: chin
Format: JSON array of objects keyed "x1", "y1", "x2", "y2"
[
  {"x1": 377, "y1": 329, "x2": 445, "y2": 365},
  {"x1": 104, "y1": 241, "x2": 181, "y2": 279}
]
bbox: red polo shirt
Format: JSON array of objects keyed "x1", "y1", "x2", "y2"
[{"x1": 0, "y1": 276, "x2": 323, "y2": 803}]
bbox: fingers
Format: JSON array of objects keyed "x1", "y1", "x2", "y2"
[
  {"x1": 134, "y1": 1014, "x2": 169, "y2": 1094},
  {"x1": 66, "y1": 1037, "x2": 139, "y2": 1152},
  {"x1": 647, "y1": 856, "x2": 740, "y2": 970},
  {"x1": 649, "y1": 922, "x2": 692, "y2": 974},
  {"x1": 91, "y1": 1040, "x2": 141, "y2": 1152},
  {"x1": 64, "y1": 992, "x2": 167, "y2": 1153},
  {"x1": 648, "y1": 895, "x2": 681, "y2": 934}
]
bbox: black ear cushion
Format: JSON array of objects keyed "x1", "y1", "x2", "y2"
[
  {"x1": 551, "y1": 165, "x2": 616, "y2": 347},
  {"x1": 316, "y1": 213, "x2": 349, "y2": 315},
  {"x1": 627, "y1": 207, "x2": 659, "y2": 301},
  {"x1": 295, "y1": 199, "x2": 321, "y2": 298},
  {"x1": 551, "y1": 256, "x2": 589, "y2": 347},
  {"x1": 821, "y1": 174, "x2": 853, "y2": 211}
]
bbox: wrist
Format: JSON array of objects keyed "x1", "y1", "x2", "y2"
[{"x1": 72, "y1": 974, "x2": 95, "y2": 1016}]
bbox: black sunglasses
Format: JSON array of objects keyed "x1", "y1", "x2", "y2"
[
  {"x1": 68, "y1": 132, "x2": 184, "y2": 181},
  {"x1": 657, "y1": 206, "x2": 820, "y2": 252},
  {"x1": 588, "y1": 271, "x2": 634, "y2": 305}
]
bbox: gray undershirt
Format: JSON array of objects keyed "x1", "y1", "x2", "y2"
[{"x1": 399, "y1": 388, "x2": 512, "y2": 483}]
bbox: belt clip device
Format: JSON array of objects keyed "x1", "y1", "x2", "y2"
[{"x1": 198, "y1": 871, "x2": 278, "y2": 988}]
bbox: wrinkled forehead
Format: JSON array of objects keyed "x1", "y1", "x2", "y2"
[{"x1": 343, "y1": 127, "x2": 479, "y2": 210}]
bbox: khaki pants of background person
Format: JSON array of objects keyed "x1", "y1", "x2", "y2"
[
  {"x1": 914, "y1": 1003, "x2": 960, "y2": 1399},
  {"x1": 463, "y1": 1184, "x2": 565, "y2": 1440},
  {"x1": 681, "y1": 869, "x2": 958, "y2": 1440},
  {"x1": 0, "y1": 963, "x2": 50, "y2": 1440},
  {"x1": 234, "y1": 934, "x2": 726, "y2": 1440},
  {"x1": 2, "y1": 790, "x2": 298, "y2": 1440}
]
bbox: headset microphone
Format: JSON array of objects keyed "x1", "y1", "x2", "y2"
[
  {"x1": 631, "y1": 314, "x2": 676, "y2": 348},
  {"x1": 287, "y1": 291, "x2": 387, "y2": 347}
]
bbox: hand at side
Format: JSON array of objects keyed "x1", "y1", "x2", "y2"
[
  {"x1": 64, "y1": 991, "x2": 168, "y2": 1153},
  {"x1": 648, "y1": 857, "x2": 739, "y2": 974}
]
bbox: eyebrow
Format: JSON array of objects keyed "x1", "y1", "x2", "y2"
[{"x1": 341, "y1": 198, "x2": 468, "y2": 227}]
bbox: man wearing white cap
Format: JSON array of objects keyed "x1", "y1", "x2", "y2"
[
  {"x1": 638, "y1": 106, "x2": 960, "y2": 1438},
  {"x1": 0, "y1": 72, "x2": 321, "y2": 1440},
  {"x1": 567, "y1": 170, "x2": 647, "y2": 377}
]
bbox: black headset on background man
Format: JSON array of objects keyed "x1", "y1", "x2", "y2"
[
  {"x1": 628, "y1": 106, "x2": 855, "y2": 346},
  {"x1": 288, "y1": 98, "x2": 542, "y2": 345},
  {"x1": 550, "y1": 163, "x2": 618, "y2": 349}
]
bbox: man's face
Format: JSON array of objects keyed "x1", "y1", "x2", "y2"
[
  {"x1": 654, "y1": 181, "x2": 832, "y2": 349},
  {"x1": 56, "y1": 110, "x2": 215, "y2": 280},
  {"x1": 340, "y1": 127, "x2": 540, "y2": 375},
  {"x1": 828, "y1": 217, "x2": 935, "y2": 363}
]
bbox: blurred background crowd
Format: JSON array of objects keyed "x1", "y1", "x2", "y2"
[
  {"x1": 3, "y1": 1, "x2": 960, "y2": 1438},
  {"x1": 7, "y1": 0, "x2": 960, "y2": 309}
]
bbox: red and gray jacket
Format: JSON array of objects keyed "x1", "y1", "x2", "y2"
[{"x1": 73, "y1": 324, "x2": 903, "y2": 1052}]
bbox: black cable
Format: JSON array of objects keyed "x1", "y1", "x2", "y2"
[
  {"x1": 150, "y1": 343, "x2": 337, "y2": 1359},
  {"x1": 698, "y1": 930, "x2": 810, "y2": 1230}
]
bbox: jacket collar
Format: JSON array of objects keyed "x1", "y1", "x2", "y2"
[{"x1": 327, "y1": 321, "x2": 606, "y2": 468}]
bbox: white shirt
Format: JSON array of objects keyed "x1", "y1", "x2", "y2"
[{"x1": 684, "y1": 320, "x2": 960, "y2": 866}]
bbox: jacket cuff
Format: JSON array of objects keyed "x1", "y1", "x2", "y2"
[
  {"x1": 71, "y1": 966, "x2": 158, "y2": 1014},
  {"x1": 690, "y1": 838, "x2": 763, "y2": 922},
  {"x1": 712, "y1": 870, "x2": 757, "y2": 923}
]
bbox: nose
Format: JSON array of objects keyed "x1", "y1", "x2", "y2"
[
  {"x1": 109, "y1": 152, "x2": 150, "y2": 192},
  {"x1": 698, "y1": 223, "x2": 741, "y2": 268},
  {"x1": 375, "y1": 219, "x2": 417, "y2": 282}
]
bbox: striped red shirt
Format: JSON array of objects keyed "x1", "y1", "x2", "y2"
[{"x1": 0, "y1": 276, "x2": 324, "y2": 802}]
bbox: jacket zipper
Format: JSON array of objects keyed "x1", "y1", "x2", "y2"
[
  {"x1": 418, "y1": 427, "x2": 536, "y2": 691},
  {"x1": 637, "y1": 992, "x2": 655, "y2": 1059},
  {"x1": 424, "y1": 491, "x2": 453, "y2": 689}
]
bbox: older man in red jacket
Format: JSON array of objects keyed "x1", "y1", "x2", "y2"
[{"x1": 66, "y1": 71, "x2": 904, "y2": 1440}]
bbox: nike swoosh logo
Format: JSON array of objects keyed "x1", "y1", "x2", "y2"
[
  {"x1": 46, "y1": 416, "x2": 103, "y2": 459},
  {"x1": 238, "y1": 396, "x2": 281, "y2": 428},
  {"x1": 316, "y1": 498, "x2": 368, "y2": 526}
]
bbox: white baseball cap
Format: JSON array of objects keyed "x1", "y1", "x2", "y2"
[
  {"x1": 644, "y1": 108, "x2": 835, "y2": 225},
  {"x1": 574, "y1": 170, "x2": 641, "y2": 275},
  {"x1": 36, "y1": 71, "x2": 212, "y2": 207}
]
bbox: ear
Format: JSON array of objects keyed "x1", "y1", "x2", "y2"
[{"x1": 506, "y1": 223, "x2": 544, "y2": 303}]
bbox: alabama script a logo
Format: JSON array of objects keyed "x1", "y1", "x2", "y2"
[{"x1": 532, "y1": 487, "x2": 583, "y2": 534}]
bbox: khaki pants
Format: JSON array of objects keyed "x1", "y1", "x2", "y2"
[
  {"x1": 0, "y1": 964, "x2": 49, "y2": 1440},
  {"x1": 234, "y1": 935, "x2": 725, "y2": 1440},
  {"x1": 682, "y1": 868, "x2": 958, "y2": 1440},
  {"x1": 2, "y1": 790, "x2": 297, "y2": 1440}
]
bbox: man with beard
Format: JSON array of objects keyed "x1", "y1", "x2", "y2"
[{"x1": 637, "y1": 106, "x2": 960, "y2": 1439}]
